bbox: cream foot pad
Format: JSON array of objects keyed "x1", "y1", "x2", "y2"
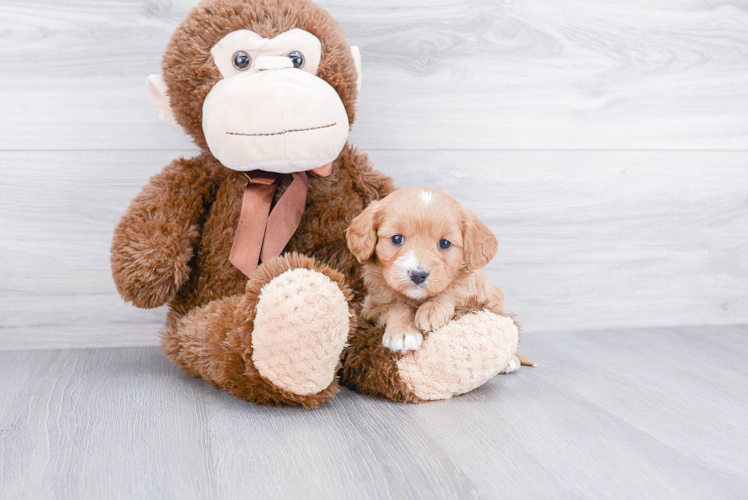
[
  {"x1": 397, "y1": 311, "x2": 519, "y2": 401},
  {"x1": 252, "y1": 268, "x2": 350, "y2": 395}
]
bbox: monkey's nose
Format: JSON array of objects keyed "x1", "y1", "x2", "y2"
[
  {"x1": 409, "y1": 269, "x2": 429, "y2": 285},
  {"x1": 255, "y1": 56, "x2": 294, "y2": 71}
]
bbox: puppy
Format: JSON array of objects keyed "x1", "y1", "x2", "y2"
[{"x1": 346, "y1": 186, "x2": 505, "y2": 354}]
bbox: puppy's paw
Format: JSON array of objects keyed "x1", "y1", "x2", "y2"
[
  {"x1": 500, "y1": 355, "x2": 521, "y2": 374},
  {"x1": 415, "y1": 300, "x2": 455, "y2": 333},
  {"x1": 382, "y1": 326, "x2": 423, "y2": 354}
]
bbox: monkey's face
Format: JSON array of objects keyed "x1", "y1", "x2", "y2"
[
  {"x1": 148, "y1": 19, "x2": 361, "y2": 174},
  {"x1": 202, "y1": 29, "x2": 350, "y2": 173}
]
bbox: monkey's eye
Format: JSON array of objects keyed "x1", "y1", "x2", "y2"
[
  {"x1": 438, "y1": 239, "x2": 451, "y2": 250},
  {"x1": 390, "y1": 235, "x2": 404, "y2": 246},
  {"x1": 288, "y1": 51, "x2": 305, "y2": 69},
  {"x1": 232, "y1": 51, "x2": 252, "y2": 71}
]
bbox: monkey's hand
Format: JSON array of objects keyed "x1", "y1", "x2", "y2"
[
  {"x1": 111, "y1": 158, "x2": 215, "y2": 309},
  {"x1": 111, "y1": 214, "x2": 199, "y2": 309},
  {"x1": 415, "y1": 296, "x2": 456, "y2": 333}
]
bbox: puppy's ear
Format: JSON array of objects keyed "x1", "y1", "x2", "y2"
[
  {"x1": 346, "y1": 201, "x2": 381, "y2": 262},
  {"x1": 463, "y1": 210, "x2": 498, "y2": 272}
]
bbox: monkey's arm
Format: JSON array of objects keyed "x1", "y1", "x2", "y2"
[{"x1": 111, "y1": 156, "x2": 217, "y2": 309}]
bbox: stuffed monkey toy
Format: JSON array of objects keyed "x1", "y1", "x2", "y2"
[{"x1": 111, "y1": 0, "x2": 520, "y2": 408}]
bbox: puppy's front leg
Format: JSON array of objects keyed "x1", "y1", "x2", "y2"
[
  {"x1": 415, "y1": 295, "x2": 456, "y2": 333},
  {"x1": 381, "y1": 303, "x2": 423, "y2": 354}
]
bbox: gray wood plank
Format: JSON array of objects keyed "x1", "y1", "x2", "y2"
[
  {"x1": 1, "y1": 0, "x2": 747, "y2": 151},
  {"x1": 1, "y1": 149, "x2": 746, "y2": 349},
  {"x1": 0, "y1": 150, "x2": 187, "y2": 349},
  {"x1": 1, "y1": 325, "x2": 747, "y2": 499}
]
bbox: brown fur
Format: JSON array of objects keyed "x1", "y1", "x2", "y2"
[
  {"x1": 112, "y1": 0, "x2": 517, "y2": 407},
  {"x1": 340, "y1": 316, "x2": 423, "y2": 404}
]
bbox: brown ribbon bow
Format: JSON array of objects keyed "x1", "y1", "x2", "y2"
[{"x1": 229, "y1": 163, "x2": 333, "y2": 278}]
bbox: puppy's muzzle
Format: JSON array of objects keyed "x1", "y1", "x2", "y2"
[{"x1": 409, "y1": 269, "x2": 429, "y2": 285}]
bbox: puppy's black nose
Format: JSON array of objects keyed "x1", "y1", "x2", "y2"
[{"x1": 409, "y1": 269, "x2": 429, "y2": 285}]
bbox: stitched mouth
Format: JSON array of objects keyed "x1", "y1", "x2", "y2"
[{"x1": 227, "y1": 122, "x2": 337, "y2": 137}]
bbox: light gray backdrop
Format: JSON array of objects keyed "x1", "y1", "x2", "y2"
[{"x1": 1, "y1": 0, "x2": 746, "y2": 349}]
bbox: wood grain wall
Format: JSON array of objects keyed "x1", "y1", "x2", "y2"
[{"x1": 1, "y1": 0, "x2": 746, "y2": 349}]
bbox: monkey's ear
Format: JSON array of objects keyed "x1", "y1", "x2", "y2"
[
  {"x1": 346, "y1": 201, "x2": 380, "y2": 263},
  {"x1": 463, "y1": 210, "x2": 498, "y2": 272},
  {"x1": 350, "y1": 46, "x2": 362, "y2": 93},
  {"x1": 146, "y1": 74, "x2": 180, "y2": 127}
]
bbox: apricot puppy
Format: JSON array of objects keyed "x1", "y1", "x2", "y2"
[{"x1": 346, "y1": 187, "x2": 504, "y2": 353}]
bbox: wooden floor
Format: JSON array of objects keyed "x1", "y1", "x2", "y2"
[{"x1": 2, "y1": 325, "x2": 746, "y2": 499}]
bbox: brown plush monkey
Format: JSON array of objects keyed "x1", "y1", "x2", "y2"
[{"x1": 111, "y1": 0, "x2": 520, "y2": 408}]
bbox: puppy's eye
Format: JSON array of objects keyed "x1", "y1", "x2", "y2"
[
  {"x1": 438, "y1": 239, "x2": 451, "y2": 250},
  {"x1": 390, "y1": 235, "x2": 404, "y2": 245},
  {"x1": 232, "y1": 51, "x2": 252, "y2": 71}
]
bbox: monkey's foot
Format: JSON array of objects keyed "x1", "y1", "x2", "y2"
[
  {"x1": 396, "y1": 311, "x2": 519, "y2": 401},
  {"x1": 251, "y1": 263, "x2": 351, "y2": 396}
]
